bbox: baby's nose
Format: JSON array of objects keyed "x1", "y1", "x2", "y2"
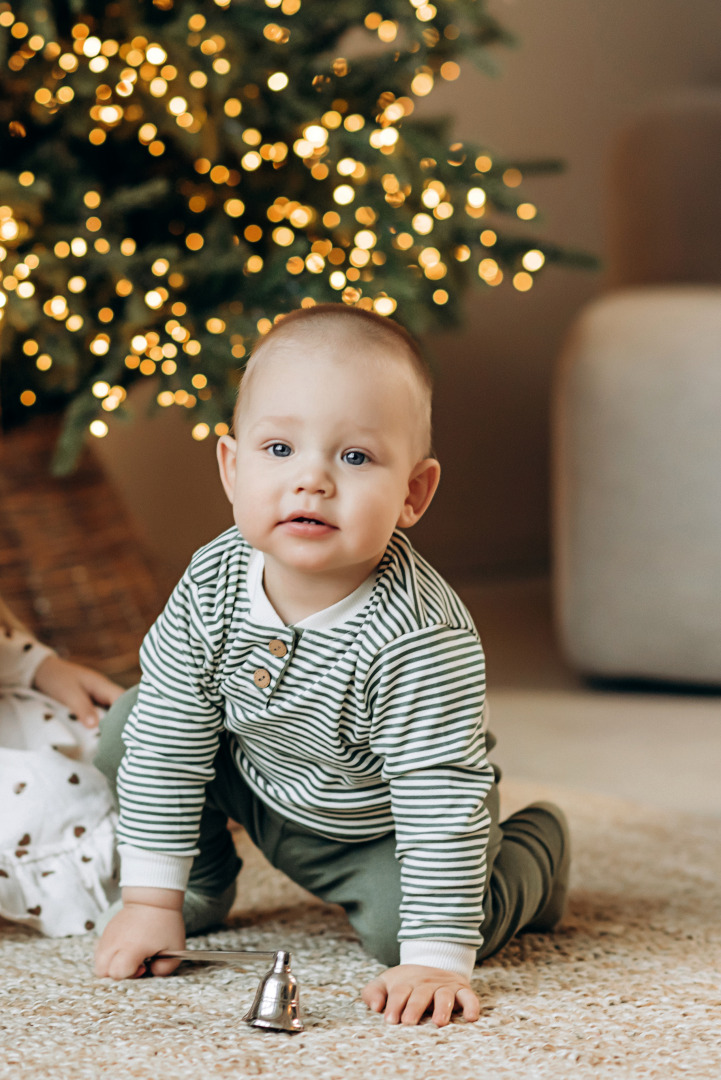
[
  {"x1": 294, "y1": 477, "x2": 331, "y2": 495},
  {"x1": 293, "y1": 459, "x2": 334, "y2": 495}
]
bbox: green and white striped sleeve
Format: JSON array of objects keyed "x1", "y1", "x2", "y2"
[
  {"x1": 368, "y1": 624, "x2": 493, "y2": 978},
  {"x1": 116, "y1": 570, "x2": 226, "y2": 891}
]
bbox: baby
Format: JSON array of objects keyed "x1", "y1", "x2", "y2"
[
  {"x1": 0, "y1": 597, "x2": 122, "y2": 936},
  {"x1": 94, "y1": 304, "x2": 569, "y2": 1027}
]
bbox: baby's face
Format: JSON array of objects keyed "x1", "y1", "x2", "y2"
[{"x1": 217, "y1": 333, "x2": 439, "y2": 597}]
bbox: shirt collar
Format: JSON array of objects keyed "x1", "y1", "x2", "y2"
[{"x1": 246, "y1": 548, "x2": 377, "y2": 631}]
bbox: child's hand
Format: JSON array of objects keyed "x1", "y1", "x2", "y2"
[
  {"x1": 94, "y1": 889, "x2": 185, "y2": 980},
  {"x1": 33, "y1": 655, "x2": 124, "y2": 728},
  {"x1": 361, "y1": 964, "x2": 480, "y2": 1027}
]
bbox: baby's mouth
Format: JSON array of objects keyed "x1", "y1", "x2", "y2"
[{"x1": 281, "y1": 513, "x2": 337, "y2": 531}]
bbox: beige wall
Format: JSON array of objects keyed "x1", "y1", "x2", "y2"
[{"x1": 96, "y1": 0, "x2": 721, "y2": 587}]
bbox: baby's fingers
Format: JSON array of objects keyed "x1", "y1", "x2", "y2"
[
  {"x1": 96, "y1": 946, "x2": 145, "y2": 981},
  {"x1": 148, "y1": 955, "x2": 182, "y2": 978},
  {"x1": 47, "y1": 679, "x2": 99, "y2": 728},
  {"x1": 383, "y1": 986, "x2": 411, "y2": 1025},
  {"x1": 430, "y1": 987, "x2": 460, "y2": 1027},
  {"x1": 80, "y1": 668, "x2": 124, "y2": 709},
  {"x1": 399, "y1": 985, "x2": 437, "y2": 1026},
  {"x1": 70, "y1": 691, "x2": 100, "y2": 728},
  {"x1": 361, "y1": 977, "x2": 388, "y2": 1014},
  {"x1": 102, "y1": 949, "x2": 179, "y2": 981},
  {"x1": 455, "y1": 986, "x2": 481, "y2": 1023}
]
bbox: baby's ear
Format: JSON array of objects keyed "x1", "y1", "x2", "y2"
[
  {"x1": 217, "y1": 435, "x2": 238, "y2": 503},
  {"x1": 397, "y1": 458, "x2": 441, "y2": 528}
]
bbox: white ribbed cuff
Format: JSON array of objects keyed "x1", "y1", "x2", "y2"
[
  {"x1": 118, "y1": 844, "x2": 193, "y2": 891},
  {"x1": 399, "y1": 940, "x2": 477, "y2": 980}
]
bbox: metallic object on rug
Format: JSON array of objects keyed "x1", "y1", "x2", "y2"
[
  {"x1": 242, "y1": 950, "x2": 303, "y2": 1033},
  {"x1": 154, "y1": 947, "x2": 304, "y2": 1033}
]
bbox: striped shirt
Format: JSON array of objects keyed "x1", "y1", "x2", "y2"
[{"x1": 118, "y1": 527, "x2": 494, "y2": 968}]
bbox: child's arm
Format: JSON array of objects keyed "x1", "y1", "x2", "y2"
[
  {"x1": 367, "y1": 623, "x2": 492, "y2": 1026},
  {"x1": 33, "y1": 654, "x2": 124, "y2": 728},
  {"x1": 94, "y1": 887, "x2": 186, "y2": 980},
  {"x1": 362, "y1": 965, "x2": 480, "y2": 1027},
  {"x1": 96, "y1": 565, "x2": 226, "y2": 981},
  {"x1": 0, "y1": 597, "x2": 123, "y2": 727}
]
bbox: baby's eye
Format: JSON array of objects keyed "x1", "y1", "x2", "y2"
[
  {"x1": 342, "y1": 449, "x2": 368, "y2": 467},
  {"x1": 267, "y1": 442, "x2": 292, "y2": 458}
]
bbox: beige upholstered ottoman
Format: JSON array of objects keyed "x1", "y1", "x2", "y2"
[{"x1": 552, "y1": 287, "x2": 721, "y2": 685}]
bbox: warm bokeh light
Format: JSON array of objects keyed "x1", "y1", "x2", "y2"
[
  {"x1": 374, "y1": 296, "x2": 397, "y2": 315},
  {"x1": 333, "y1": 185, "x2": 355, "y2": 206},
  {"x1": 522, "y1": 249, "x2": 546, "y2": 272},
  {"x1": 513, "y1": 271, "x2": 534, "y2": 292},
  {"x1": 0, "y1": 1, "x2": 570, "y2": 469},
  {"x1": 411, "y1": 72, "x2": 434, "y2": 96},
  {"x1": 412, "y1": 213, "x2": 434, "y2": 235}
]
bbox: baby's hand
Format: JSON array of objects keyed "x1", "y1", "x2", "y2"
[
  {"x1": 33, "y1": 655, "x2": 124, "y2": 728},
  {"x1": 361, "y1": 964, "x2": 480, "y2": 1027},
  {"x1": 94, "y1": 889, "x2": 185, "y2": 980}
]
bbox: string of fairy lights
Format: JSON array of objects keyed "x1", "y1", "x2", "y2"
[{"x1": 0, "y1": 0, "x2": 571, "y2": 469}]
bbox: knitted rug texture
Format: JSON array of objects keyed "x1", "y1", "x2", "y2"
[{"x1": 1, "y1": 780, "x2": 719, "y2": 1080}]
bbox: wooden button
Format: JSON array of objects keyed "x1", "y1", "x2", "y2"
[
  {"x1": 253, "y1": 668, "x2": 271, "y2": 688},
  {"x1": 268, "y1": 639, "x2": 287, "y2": 658}
]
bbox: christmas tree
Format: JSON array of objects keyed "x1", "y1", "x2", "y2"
[{"x1": 0, "y1": 0, "x2": 592, "y2": 472}]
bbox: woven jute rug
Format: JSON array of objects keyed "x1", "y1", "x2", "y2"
[{"x1": 1, "y1": 780, "x2": 719, "y2": 1080}]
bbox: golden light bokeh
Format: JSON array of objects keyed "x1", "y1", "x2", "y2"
[
  {"x1": 522, "y1": 249, "x2": 546, "y2": 272},
  {"x1": 0, "y1": 1, "x2": 564, "y2": 460}
]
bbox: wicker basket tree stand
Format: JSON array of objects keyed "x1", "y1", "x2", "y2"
[{"x1": 0, "y1": 417, "x2": 166, "y2": 685}]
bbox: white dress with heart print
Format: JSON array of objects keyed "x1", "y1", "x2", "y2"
[{"x1": 0, "y1": 621, "x2": 119, "y2": 936}]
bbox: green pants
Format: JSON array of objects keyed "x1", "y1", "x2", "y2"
[{"x1": 96, "y1": 687, "x2": 564, "y2": 967}]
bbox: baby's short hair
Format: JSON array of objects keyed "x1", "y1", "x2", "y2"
[{"x1": 235, "y1": 303, "x2": 434, "y2": 457}]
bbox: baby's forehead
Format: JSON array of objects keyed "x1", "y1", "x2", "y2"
[
  {"x1": 245, "y1": 332, "x2": 410, "y2": 401},
  {"x1": 256, "y1": 320, "x2": 407, "y2": 364},
  {"x1": 236, "y1": 315, "x2": 433, "y2": 454}
]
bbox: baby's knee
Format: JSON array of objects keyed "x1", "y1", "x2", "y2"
[
  {"x1": 368, "y1": 935, "x2": 401, "y2": 969},
  {"x1": 184, "y1": 881, "x2": 237, "y2": 936},
  {"x1": 93, "y1": 685, "x2": 139, "y2": 793},
  {"x1": 350, "y1": 905, "x2": 401, "y2": 968}
]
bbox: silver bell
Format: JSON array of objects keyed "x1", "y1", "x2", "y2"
[
  {"x1": 153, "y1": 946, "x2": 304, "y2": 1034},
  {"x1": 242, "y1": 950, "x2": 304, "y2": 1033}
]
